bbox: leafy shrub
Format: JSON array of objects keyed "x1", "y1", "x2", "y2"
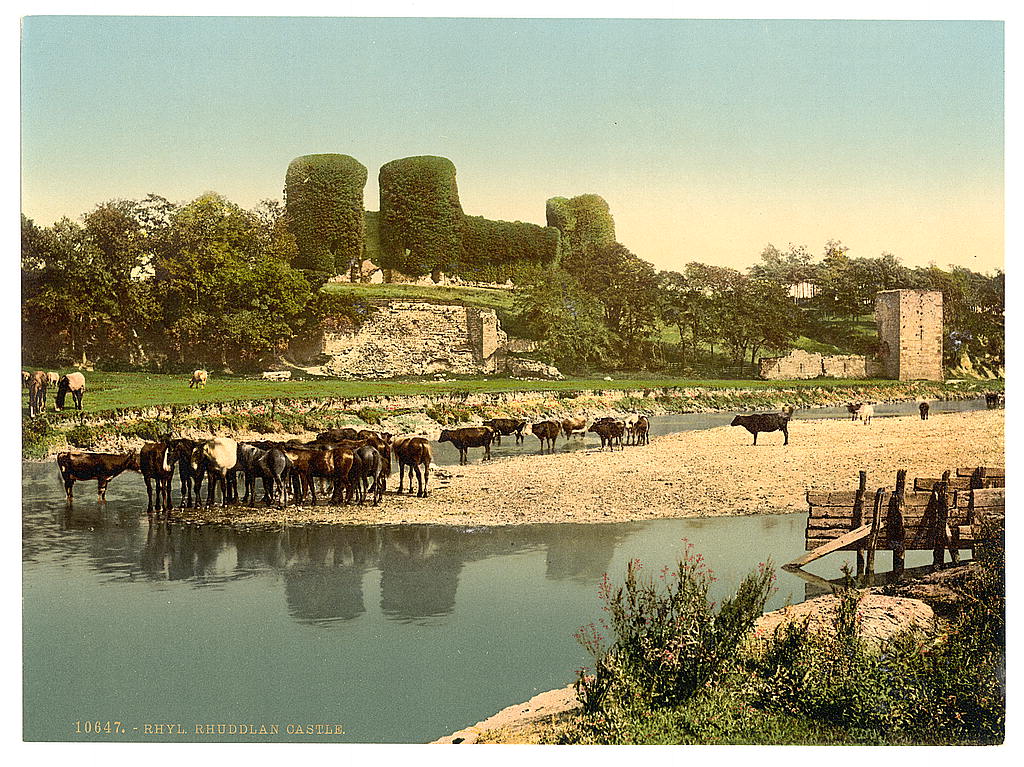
[
  {"x1": 357, "y1": 406, "x2": 385, "y2": 425},
  {"x1": 65, "y1": 424, "x2": 105, "y2": 448},
  {"x1": 574, "y1": 545, "x2": 775, "y2": 712}
]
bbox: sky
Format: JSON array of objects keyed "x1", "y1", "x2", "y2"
[{"x1": 18, "y1": 12, "x2": 1006, "y2": 274}]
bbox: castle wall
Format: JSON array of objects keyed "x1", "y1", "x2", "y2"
[
  {"x1": 874, "y1": 290, "x2": 943, "y2": 381},
  {"x1": 321, "y1": 302, "x2": 509, "y2": 379}
]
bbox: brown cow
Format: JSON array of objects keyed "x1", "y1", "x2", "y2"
[
  {"x1": 561, "y1": 416, "x2": 587, "y2": 439},
  {"x1": 55, "y1": 372, "x2": 86, "y2": 411},
  {"x1": 629, "y1": 415, "x2": 651, "y2": 446},
  {"x1": 56, "y1": 450, "x2": 139, "y2": 502},
  {"x1": 438, "y1": 426, "x2": 494, "y2": 465},
  {"x1": 318, "y1": 427, "x2": 360, "y2": 442},
  {"x1": 393, "y1": 436, "x2": 432, "y2": 497},
  {"x1": 27, "y1": 370, "x2": 48, "y2": 417},
  {"x1": 485, "y1": 418, "x2": 527, "y2": 444},
  {"x1": 140, "y1": 440, "x2": 176, "y2": 515},
  {"x1": 532, "y1": 419, "x2": 560, "y2": 452},
  {"x1": 21, "y1": 370, "x2": 30, "y2": 388},
  {"x1": 281, "y1": 445, "x2": 337, "y2": 504},
  {"x1": 589, "y1": 419, "x2": 625, "y2": 450}
]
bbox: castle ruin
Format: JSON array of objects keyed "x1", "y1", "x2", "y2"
[{"x1": 874, "y1": 290, "x2": 944, "y2": 381}]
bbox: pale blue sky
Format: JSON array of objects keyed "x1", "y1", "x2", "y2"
[{"x1": 20, "y1": 16, "x2": 1005, "y2": 272}]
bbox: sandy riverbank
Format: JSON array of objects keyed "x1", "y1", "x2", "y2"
[{"x1": 173, "y1": 408, "x2": 1004, "y2": 527}]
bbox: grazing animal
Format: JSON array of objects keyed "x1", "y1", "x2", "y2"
[
  {"x1": 55, "y1": 372, "x2": 86, "y2": 410},
  {"x1": 532, "y1": 419, "x2": 560, "y2": 452},
  {"x1": 588, "y1": 419, "x2": 625, "y2": 450},
  {"x1": 730, "y1": 413, "x2": 790, "y2": 446},
  {"x1": 985, "y1": 392, "x2": 1003, "y2": 408},
  {"x1": 561, "y1": 416, "x2": 587, "y2": 440},
  {"x1": 199, "y1": 437, "x2": 238, "y2": 507},
  {"x1": 189, "y1": 369, "x2": 209, "y2": 389},
  {"x1": 280, "y1": 445, "x2": 336, "y2": 504},
  {"x1": 46, "y1": 372, "x2": 59, "y2": 394},
  {"x1": 22, "y1": 370, "x2": 30, "y2": 388},
  {"x1": 235, "y1": 443, "x2": 291, "y2": 506},
  {"x1": 438, "y1": 426, "x2": 495, "y2": 465},
  {"x1": 846, "y1": 403, "x2": 863, "y2": 421},
  {"x1": 919, "y1": 402, "x2": 930, "y2": 420},
  {"x1": 857, "y1": 403, "x2": 874, "y2": 425},
  {"x1": 393, "y1": 436, "x2": 432, "y2": 497},
  {"x1": 56, "y1": 450, "x2": 139, "y2": 502},
  {"x1": 168, "y1": 438, "x2": 204, "y2": 507},
  {"x1": 27, "y1": 370, "x2": 48, "y2": 417},
  {"x1": 318, "y1": 427, "x2": 360, "y2": 442},
  {"x1": 485, "y1": 418, "x2": 528, "y2": 444},
  {"x1": 139, "y1": 440, "x2": 176, "y2": 514},
  {"x1": 349, "y1": 445, "x2": 388, "y2": 505},
  {"x1": 629, "y1": 415, "x2": 651, "y2": 446}
]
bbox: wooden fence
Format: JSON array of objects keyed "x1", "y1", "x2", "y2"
[{"x1": 785, "y1": 466, "x2": 1004, "y2": 578}]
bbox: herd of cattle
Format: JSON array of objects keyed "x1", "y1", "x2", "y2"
[
  {"x1": 51, "y1": 414, "x2": 658, "y2": 513},
  {"x1": 22, "y1": 370, "x2": 86, "y2": 417}
]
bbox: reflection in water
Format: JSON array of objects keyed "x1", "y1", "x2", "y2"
[{"x1": 541, "y1": 523, "x2": 641, "y2": 584}]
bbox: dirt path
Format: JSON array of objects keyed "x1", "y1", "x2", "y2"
[{"x1": 175, "y1": 409, "x2": 1004, "y2": 527}]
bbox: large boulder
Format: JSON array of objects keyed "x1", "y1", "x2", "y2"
[{"x1": 506, "y1": 358, "x2": 564, "y2": 380}]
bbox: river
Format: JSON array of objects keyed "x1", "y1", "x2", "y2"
[{"x1": 22, "y1": 398, "x2": 987, "y2": 743}]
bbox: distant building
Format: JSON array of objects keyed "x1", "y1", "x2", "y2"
[{"x1": 786, "y1": 281, "x2": 821, "y2": 301}]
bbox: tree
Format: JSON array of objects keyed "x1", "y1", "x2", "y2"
[
  {"x1": 546, "y1": 194, "x2": 616, "y2": 272},
  {"x1": 513, "y1": 267, "x2": 611, "y2": 370}
]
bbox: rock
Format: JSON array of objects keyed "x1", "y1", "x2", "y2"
[
  {"x1": 506, "y1": 358, "x2": 564, "y2": 380},
  {"x1": 750, "y1": 593, "x2": 935, "y2": 651}
]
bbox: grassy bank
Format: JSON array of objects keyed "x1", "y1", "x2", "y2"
[{"x1": 20, "y1": 373, "x2": 1001, "y2": 460}]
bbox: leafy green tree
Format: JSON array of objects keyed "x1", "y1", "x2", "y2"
[
  {"x1": 749, "y1": 243, "x2": 818, "y2": 286},
  {"x1": 285, "y1": 153, "x2": 367, "y2": 277},
  {"x1": 546, "y1": 194, "x2": 616, "y2": 272},
  {"x1": 513, "y1": 267, "x2": 611, "y2": 370}
]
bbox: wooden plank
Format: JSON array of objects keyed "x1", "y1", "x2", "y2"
[
  {"x1": 866, "y1": 488, "x2": 885, "y2": 575},
  {"x1": 854, "y1": 470, "x2": 867, "y2": 576},
  {"x1": 790, "y1": 524, "x2": 872, "y2": 566},
  {"x1": 809, "y1": 505, "x2": 857, "y2": 519},
  {"x1": 892, "y1": 469, "x2": 907, "y2": 573},
  {"x1": 808, "y1": 517, "x2": 862, "y2": 530},
  {"x1": 971, "y1": 488, "x2": 1005, "y2": 508},
  {"x1": 807, "y1": 490, "x2": 861, "y2": 507},
  {"x1": 915, "y1": 477, "x2": 973, "y2": 492},
  {"x1": 957, "y1": 466, "x2": 1005, "y2": 478}
]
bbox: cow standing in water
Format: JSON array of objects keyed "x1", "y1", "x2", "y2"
[
  {"x1": 56, "y1": 451, "x2": 140, "y2": 502},
  {"x1": 56, "y1": 372, "x2": 86, "y2": 411}
]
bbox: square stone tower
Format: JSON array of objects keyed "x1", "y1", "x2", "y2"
[{"x1": 874, "y1": 290, "x2": 944, "y2": 381}]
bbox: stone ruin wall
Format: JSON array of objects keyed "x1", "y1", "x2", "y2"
[
  {"x1": 874, "y1": 290, "x2": 943, "y2": 381},
  {"x1": 760, "y1": 290, "x2": 943, "y2": 382},
  {"x1": 322, "y1": 302, "x2": 507, "y2": 379}
]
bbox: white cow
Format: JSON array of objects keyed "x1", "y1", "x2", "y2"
[
  {"x1": 190, "y1": 369, "x2": 209, "y2": 389},
  {"x1": 857, "y1": 403, "x2": 875, "y2": 424},
  {"x1": 197, "y1": 437, "x2": 237, "y2": 506}
]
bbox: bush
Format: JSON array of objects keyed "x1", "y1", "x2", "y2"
[{"x1": 574, "y1": 545, "x2": 775, "y2": 712}]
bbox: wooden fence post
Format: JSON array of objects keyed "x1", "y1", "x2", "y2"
[
  {"x1": 892, "y1": 469, "x2": 907, "y2": 574},
  {"x1": 865, "y1": 487, "x2": 885, "y2": 579},
  {"x1": 933, "y1": 471, "x2": 951, "y2": 568},
  {"x1": 853, "y1": 471, "x2": 867, "y2": 576}
]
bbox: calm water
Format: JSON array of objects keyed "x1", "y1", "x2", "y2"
[{"x1": 23, "y1": 400, "x2": 985, "y2": 743}]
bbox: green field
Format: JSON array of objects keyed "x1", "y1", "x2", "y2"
[
  {"x1": 21, "y1": 368, "x2": 995, "y2": 417},
  {"x1": 320, "y1": 281, "x2": 514, "y2": 312}
]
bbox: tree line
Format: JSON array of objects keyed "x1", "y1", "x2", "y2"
[{"x1": 516, "y1": 238, "x2": 1004, "y2": 374}]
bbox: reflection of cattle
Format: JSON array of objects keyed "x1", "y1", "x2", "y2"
[
  {"x1": 730, "y1": 413, "x2": 790, "y2": 445},
  {"x1": 438, "y1": 427, "x2": 494, "y2": 465},
  {"x1": 56, "y1": 372, "x2": 86, "y2": 410},
  {"x1": 561, "y1": 416, "x2": 587, "y2": 439},
  {"x1": 588, "y1": 419, "x2": 624, "y2": 450},
  {"x1": 532, "y1": 420, "x2": 560, "y2": 452},
  {"x1": 140, "y1": 441, "x2": 176, "y2": 514},
  {"x1": 56, "y1": 450, "x2": 139, "y2": 502},
  {"x1": 189, "y1": 369, "x2": 208, "y2": 389},
  {"x1": 27, "y1": 371, "x2": 48, "y2": 417},
  {"x1": 393, "y1": 436, "x2": 432, "y2": 497},
  {"x1": 846, "y1": 403, "x2": 862, "y2": 421},
  {"x1": 628, "y1": 415, "x2": 651, "y2": 446},
  {"x1": 485, "y1": 418, "x2": 527, "y2": 444},
  {"x1": 919, "y1": 402, "x2": 930, "y2": 420}
]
